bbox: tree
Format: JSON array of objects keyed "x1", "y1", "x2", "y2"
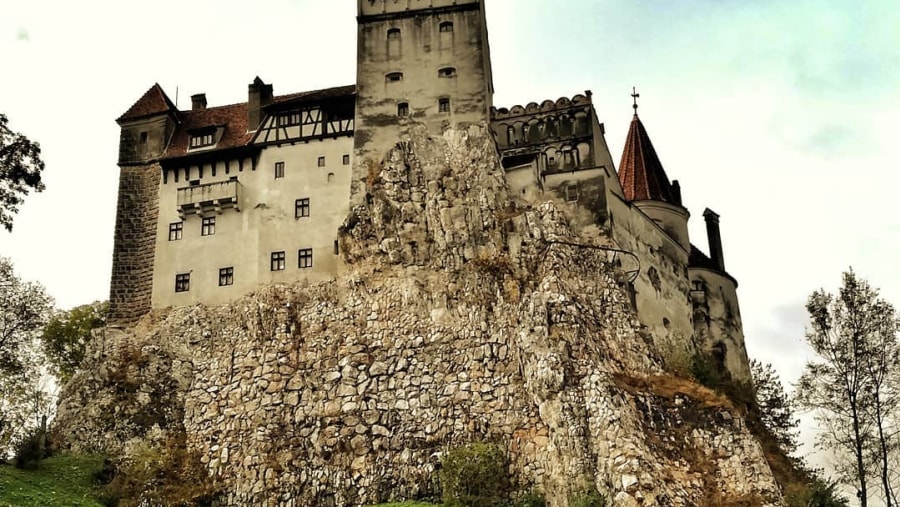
[
  {"x1": 751, "y1": 359, "x2": 800, "y2": 455},
  {"x1": 0, "y1": 113, "x2": 46, "y2": 232},
  {"x1": 40, "y1": 301, "x2": 108, "y2": 384},
  {"x1": 795, "y1": 270, "x2": 900, "y2": 507},
  {"x1": 0, "y1": 257, "x2": 53, "y2": 457}
]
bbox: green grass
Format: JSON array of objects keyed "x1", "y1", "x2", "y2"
[
  {"x1": 369, "y1": 503, "x2": 440, "y2": 507},
  {"x1": 0, "y1": 454, "x2": 106, "y2": 507}
]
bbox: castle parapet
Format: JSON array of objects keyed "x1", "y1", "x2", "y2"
[{"x1": 176, "y1": 180, "x2": 241, "y2": 218}]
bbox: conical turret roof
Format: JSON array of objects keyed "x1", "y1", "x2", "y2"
[
  {"x1": 117, "y1": 83, "x2": 177, "y2": 123},
  {"x1": 618, "y1": 113, "x2": 677, "y2": 203}
]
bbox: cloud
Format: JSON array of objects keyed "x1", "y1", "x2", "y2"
[{"x1": 16, "y1": 27, "x2": 28, "y2": 41}]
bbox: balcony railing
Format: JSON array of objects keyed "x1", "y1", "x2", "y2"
[{"x1": 177, "y1": 180, "x2": 241, "y2": 219}]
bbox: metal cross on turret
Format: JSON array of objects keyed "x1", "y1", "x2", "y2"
[{"x1": 632, "y1": 86, "x2": 640, "y2": 114}]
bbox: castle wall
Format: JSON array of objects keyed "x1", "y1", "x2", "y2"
[
  {"x1": 608, "y1": 193, "x2": 694, "y2": 358},
  {"x1": 151, "y1": 139, "x2": 353, "y2": 308},
  {"x1": 109, "y1": 164, "x2": 161, "y2": 324},
  {"x1": 689, "y1": 268, "x2": 751, "y2": 382}
]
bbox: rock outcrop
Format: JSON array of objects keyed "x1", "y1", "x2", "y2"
[{"x1": 55, "y1": 125, "x2": 783, "y2": 506}]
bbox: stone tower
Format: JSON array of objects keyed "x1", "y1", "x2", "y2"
[
  {"x1": 352, "y1": 0, "x2": 495, "y2": 202},
  {"x1": 109, "y1": 84, "x2": 178, "y2": 324}
]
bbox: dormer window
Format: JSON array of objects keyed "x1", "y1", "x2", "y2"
[
  {"x1": 189, "y1": 128, "x2": 216, "y2": 149},
  {"x1": 277, "y1": 111, "x2": 301, "y2": 127},
  {"x1": 439, "y1": 21, "x2": 453, "y2": 33},
  {"x1": 387, "y1": 28, "x2": 401, "y2": 39},
  {"x1": 386, "y1": 72, "x2": 403, "y2": 82},
  {"x1": 438, "y1": 67, "x2": 457, "y2": 78}
]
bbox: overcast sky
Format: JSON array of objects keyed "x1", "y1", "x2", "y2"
[{"x1": 2, "y1": 0, "x2": 898, "y2": 497}]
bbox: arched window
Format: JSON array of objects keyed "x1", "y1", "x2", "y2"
[
  {"x1": 387, "y1": 28, "x2": 401, "y2": 39},
  {"x1": 386, "y1": 72, "x2": 403, "y2": 82},
  {"x1": 439, "y1": 21, "x2": 453, "y2": 33},
  {"x1": 438, "y1": 67, "x2": 457, "y2": 78}
]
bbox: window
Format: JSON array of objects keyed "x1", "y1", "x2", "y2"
[
  {"x1": 298, "y1": 248, "x2": 313, "y2": 269},
  {"x1": 295, "y1": 198, "x2": 310, "y2": 218},
  {"x1": 271, "y1": 251, "x2": 286, "y2": 271},
  {"x1": 342, "y1": 154, "x2": 350, "y2": 165},
  {"x1": 277, "y1": 112, "x2": 301, "y2": 127},
  {"x1": 168, "y1": 222, "x2": 183, "y2": 241},
  {"x1": 175, "y1": 273, "x2": 190, "y2": 293},
  {"x1": 386, "y1": 72, "x2": 403, "y2": 82},
  {"x1": 565, "y1": 184, "x2": 578, "y2": 202},
  {"x1": 219, "y1": 267, "x2": 234, "y2": 286},
  {"x1": 317, "y1": 156, "x2": 325, "y2": 167},
  {"x1": 189, "y1": 132, "x2": 214, "y2": 148},
  {"x1": 139, "y1": 131, "x2": 148, "y2": 144},
  {"x1": 275, "y1": 161, "x2": 285, "y2": 179},
  {"x1": 397, "y1": 102, "x2": 409, "y2": 117},
  {"x1": 439, "y1": 21, "x2": 453, "y2": 32},
  {"x1": 439, "y1": 98, "x2": 450, "y2": 113},
  {"x1": 334, "y1": 240, "x2": 339, "y2": 255},
  {"x1": 438, "y1": 67, "x2": 457, "y2": 78},
  {"x1": 562, "y1": 149, "x2": 577, "y2": 169},
  {"x1": 387, "y1": 28, "x2": 401, "y2": 39},
  {"x1": 201, "y1": 216, "x2": 216, "y2": 236}
]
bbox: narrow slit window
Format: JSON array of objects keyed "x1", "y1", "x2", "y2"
[{"x1": 275, "y1": 161, "x2": 285, "y2": 179}]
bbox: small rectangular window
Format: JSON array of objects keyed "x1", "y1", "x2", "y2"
[
  {"x1": 398, "y1": 102, "x2": 409, "y2": 117},
  {"x1": 201, "y1": 216, "x2": 216, "y2": 236},
  {"x1": 317, "y1": 156, "x2": 325, "y2": 167},
  {"x1": 219, "y1": 267, "x2": 234, "y2": 286},
  {"x1": 275, "y1": 161, "x2": 285, "y2": 179},
  {"x1": 139, "y1": 131, "x2": 148, "y2": 144},
  {"x1": 439, "y1": 98, "x2": 450, "y2": 113},
  {"x1": 189, "y1": 132, "x2": 214, "y2": 148},
  {"x1": 342, "y1": 154, "x2": 350, "y2": 165},
  {"x1": 298, "y1": 248, "x2": 313, "y2": 269},
  {"x1": 295, "y1": 198, "x2": 310, "y2": 218},
  {"x1": 277, "y1": 112, "x2": 301, "y2": 127},
  {"x1": 565, "y1": 184, "x2": 578, "y2": 202},
  {"x1": 175, "y1": 273, "x2": 190, "y2": 293},
  {"x1": 271, "y1": 251, "x2": 286, "y2": 271},
  {"x1": 168, "y1": 222, "x2": 183, "y2": 241}
]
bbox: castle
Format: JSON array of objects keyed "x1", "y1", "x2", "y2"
[{"x1": 109, "y1": 0, "x2": 750, "y2": 381}]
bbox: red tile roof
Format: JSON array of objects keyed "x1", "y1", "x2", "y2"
[
  {"x1": 155, "y1": 84, "x2": 356, "y2": 160},
  {"x1": 618, "y1": 114, "x2": 677, "y2": 203},
  {"x1": 117, "y1": 84, "x2": 177, "y2": 122}
]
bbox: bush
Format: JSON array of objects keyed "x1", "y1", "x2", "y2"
[
  {"x1": 512, "y1": 491, "x2": 546, "y2": 507},
  {"x1": 440, "y1": 442, "x2": 511, "y2": 507},
  {"x1": 568, "y1": 486, "x2": 606, "y2": 507},
  {"x1": 14, "y1": 427, "x2": 49, "y2": 470}
]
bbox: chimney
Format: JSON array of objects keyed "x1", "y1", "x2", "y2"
[
  {"x1": 248, "y1": 77, "x2": 274, "y2": 131},
  {"x1": 703, "y1": 208, "x2": 725, "y2": 271},
  {"x1": 191, "y1": 93, "x2": 207, "y2": 111},
  {"x1": 671, "y1": 180, "x2": 682, "y2": 206}
]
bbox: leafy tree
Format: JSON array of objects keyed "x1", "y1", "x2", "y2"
[
  {"x1": 751, "y1": 359, "x2": 800, "y2": 455},
  {"x1": 0, "y1": 113, "x2": 46, "y2": 232},
  {"x1": 40, "y1": 301, "x2": 108, "y2": 384},
  {"x1": 795, "y1": 270, "x2": 900, "y2": 507},
  {"x1": 0, "y1": 257, "x2": 53, "y2": 457}
]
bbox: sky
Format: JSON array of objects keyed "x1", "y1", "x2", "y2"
[{"x1": 2, "y1": 0, "x2": 899, "y2": 499}]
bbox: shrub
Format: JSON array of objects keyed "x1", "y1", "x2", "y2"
[
  {"x1": 14, "y1": 427, "x2": 50, "y2": 470},
  {"x1": 568, "y1": 486, "x2": 607, "y2": 507},
  {"x1": 439, "y1": 442, "x2": 511, "y2": 507},
  {"x1": 512, "y1": 491, "x2": 547, "y2": 507}
]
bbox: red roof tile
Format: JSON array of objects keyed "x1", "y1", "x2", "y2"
[
  {"x1": 117, "y1": 84, "x2": 177, "y2": 122},
  {"x1": 618, "y1": 114, "x2": 677, "y2": 203}
]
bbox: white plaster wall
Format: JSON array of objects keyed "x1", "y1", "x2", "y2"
[{"x1": 151, "y1": 137, "x2": 353, "y2": 308}]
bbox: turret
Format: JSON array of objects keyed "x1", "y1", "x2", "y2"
[
  {"x1": 617, "y1": 94, "x2": 690, "y2": 251},
  {"x1": 116, "y1": 83, "x2": 178, "y2": 165}
]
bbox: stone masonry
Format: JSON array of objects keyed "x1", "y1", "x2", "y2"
[{"x1": 56, "y1": 125, "x2": 783, "y2": 506}]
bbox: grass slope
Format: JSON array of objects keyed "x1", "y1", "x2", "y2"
[{"x1": 0, "y1": 455, "x2": 105, "y2": 507}]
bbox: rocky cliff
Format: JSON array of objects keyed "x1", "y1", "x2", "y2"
[{"x1": 55, "y1": 125, "x2": 783, "y2": 506}]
